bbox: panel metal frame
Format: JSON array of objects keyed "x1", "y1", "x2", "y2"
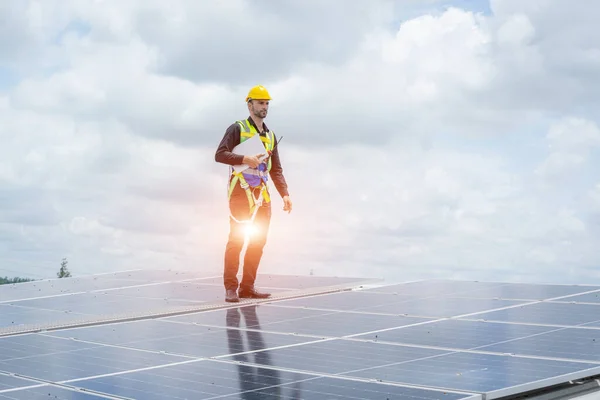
[
  {"x1": 2, "y1": 273, "x2": 600, "y2": 400},
  {"x1": 0, "y1": 279, "x2": 374, "y2": 337}
]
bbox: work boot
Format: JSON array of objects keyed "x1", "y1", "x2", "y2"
[
  {"x1": 238, "y1": 287, "x2": 271, "y2": 299},
  {"x1": 225, "y1": 289, "x2": 239, "y2": 303}
]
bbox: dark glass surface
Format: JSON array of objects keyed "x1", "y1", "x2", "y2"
[
  {"x1": 0, "y1": 304, "x2": 86, "y2": 329},
  {"x1": 268, "y1": 290, "x2": 415, "y2": 311},
  {"x1": 3, "y1": 275, "x2": 599, "y2": 400},
  {"x1": 0, "y1": 334, "x2": 99, "y2": 361},
  {"x1": 1, "y1": 295, "x2": 203, "y2": 332},
  {"x1": 358, "y1": 297, "x2": 525, "y2": 318},
  {"x1": 167, "y1": 303, "x2": 433, "y2": 338},
  {"x1": 352, "y1": 319, "x2": 556, "y2": 349},
  {"x1": 48, "y1": 309, "x2": 317, "y2": 359},
  {"x1": 72, "y1": 359, "x2": 315, "y2": 399},
  {"x1": 363, "y1": 280, "x2": 599, "y2": 301},
  {"x1": 253, "y1": 274, "x2": 372, "y2": 290},
  {"x1": 47, "y1": 318, "x2": 225, "y2": 344},
  {"x1": 344, "y1": 351, "x2": 600, "y2": 395},
  {"x1": 221, "y1": 338, "x2": 448, "y2": 374},
  {"x1": 453, "y1": 283, "x2": 599, "y2": 301},
  {"x1": 477, "y1": 327, "x2": 600, "y2": 361},
  {"x1": 215, "y1": 376, "x2": 475, "y2": 400},
  {"x1": 261, "y1": 311, "x2": 432, "y2": 337},
  {"x1": 554, "y1": 291, "x2": 600, "y2": 304},
  {"x1": 166, "y1": 303, "x2": 339, "y2": 327},
  {"x1": 8, "y1": 292, "x2": 197, "y2": 316},
  {"x1": 582, "y1": 320, "x2": 600, "y2": 327},
  {"x1": 463, "y1": 301, "x2": 600, "y2": 326},
  {"x1": 0, "y1": 340, "x2": 185, "y2": 382},
  {"x1": 0, "y1": 275, "x2": 168, "y2": 302},
  {"x1": 99, "y1": 269, "x2": 217, "y2": 282},
  {"x1": 363, "y1": 280, "x2": 505, "y2": 296},
  {"x1": 0, "y1": 270, "x2": 364, "y2": 305},
  {"x1": 161, "y1": 272, "x2": 370, "y2": 291},
  {"x1": 0, "y1": 374, "x2": 40, "y2": 391},
  {"x1": 0, "y1": 386, "x2": 107, "y2": 399},
  {"x1": 72, "y1": 359, "x2": 475, "y2": 400},
  {"x1": 106, "y1": 282, "x2": 286, "y2": 303}
]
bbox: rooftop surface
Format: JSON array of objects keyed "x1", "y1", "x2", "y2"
[{"x1": 1, "y1": 269, "x2": 599, "y2": 399}]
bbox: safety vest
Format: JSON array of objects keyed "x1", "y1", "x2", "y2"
[{"x1": 228, "y1": 119, "x2": 275, "y2": 215}]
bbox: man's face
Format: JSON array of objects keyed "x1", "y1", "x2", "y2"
[{"x1": 249, "y1": 100, "x2": 269, "y2": 119}]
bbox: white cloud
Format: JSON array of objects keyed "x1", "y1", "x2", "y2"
[
  {"x1": 535, "y1": 117, "x2": 600, "y2": 180},
  {"x1": 0, "y1": 0, "x2": 598, "y2": 287}
]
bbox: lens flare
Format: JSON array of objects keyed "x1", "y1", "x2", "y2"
[{"x1": 244, "y1": 224, "x2": 258, "y2": 237}]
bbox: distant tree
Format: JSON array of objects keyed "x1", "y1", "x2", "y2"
[
  {"x1": 0, "y1": 276, "x2": 35, "y2": 285},
  {"x1": 57, "y1": 258, "x2": 72, "y2": 278}
]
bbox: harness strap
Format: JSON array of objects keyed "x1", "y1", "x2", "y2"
[
  {"x1": 228, "y1": 172, "x2": 271, "y2": 222},
  {"x1": 226, "y1": 119, "x2": 275, "y2": 221}
]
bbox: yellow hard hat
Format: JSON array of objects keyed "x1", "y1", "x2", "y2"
[{"x1": 245, "y1": 85, "x2": 272, "y2": 102}]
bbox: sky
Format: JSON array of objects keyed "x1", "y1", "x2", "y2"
[{"x1": 0, "y1": 0, "x2": 599, "y2": 286}]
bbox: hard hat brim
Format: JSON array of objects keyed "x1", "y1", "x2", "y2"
[{"x1": 246, "y1": 97, "x2": 272, "y2": 102}]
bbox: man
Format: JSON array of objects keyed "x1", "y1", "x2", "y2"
[{"x1": 214, "y1": 85, "x2": 292, "y2": 303}]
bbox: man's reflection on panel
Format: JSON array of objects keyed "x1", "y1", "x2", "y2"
[{"x1": 226, "y1": 305, "x2": 301, "y2": 399}]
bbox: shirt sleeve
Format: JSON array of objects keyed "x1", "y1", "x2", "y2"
[
  {"x1": 214, "y1": 123, "x2": 245, "y2": 166},
  {"x1": 269, "y1": 133, "x2": 290, "y2": 198}
]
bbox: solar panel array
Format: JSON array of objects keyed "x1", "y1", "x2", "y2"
[{"x1": 1, "y1": 269, "x2": 599, "y2": 399}]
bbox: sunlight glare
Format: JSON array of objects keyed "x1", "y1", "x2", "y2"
[{"x1": 244, "y1": 224, "x2": 258, "y2": 237}]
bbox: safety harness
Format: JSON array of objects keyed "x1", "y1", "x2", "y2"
[{"x1": 227, "y1": 119, "x2": 277, "y2": 223}]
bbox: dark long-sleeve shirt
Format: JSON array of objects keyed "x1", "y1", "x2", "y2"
[{"x1": 215, "y1": 116, "x2": 289, "y2": 198}]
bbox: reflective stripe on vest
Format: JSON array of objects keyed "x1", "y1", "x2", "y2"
[{"x1": 228, "y1": 119, "x2": 275, "y2": 215}]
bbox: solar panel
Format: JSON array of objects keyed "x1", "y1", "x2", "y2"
[
  {"x1": 476, "y1": 326, "x2": 600, "y2": 362},
  {"x1": 69, "y1": 360, "x2": 476, "y2": 400},
  {"x1": 0, "y1": 337, "x2": 184, "y2": 382},
  {"x1": 1, "y1": 272, "x2": 599, "y2": 400},
  {"x1": 350, "y1": 318, "x2": 558, "y2": 349},
  {"x1": 555, "y1": 291, "x2": 600, "y2": 304},
  {"x1": 583, "y1": 320, "x2": 600, "y2": 328},
  {"x1": 462, "y1": 301, "x2": 600, "y2": 326},
  {"x1": 341, "y1": 350, "x2": 600, "y2": 397},
  {"x1": 361, "y1": 279, "x2": 506, "y2": 295},
  {"x1": 0, "y1": 270, "x2": 367, "y2": 336},
  {"x1": 0, "y1": 385, "x2": 111, "y2": 399},
  {"x1": 0, "y1": 374, "x2": 43, "y2": 392},
  {"x1": 256, "y1": 289, "x2": 416, "y2": 311}
]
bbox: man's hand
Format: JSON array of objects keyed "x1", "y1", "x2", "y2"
[
  {"x1": 243, "y1": 153, "x2": 265, "y2": 168},
  {"x1": 282, "y1": 195, "x2": 292, "y2": 213}
]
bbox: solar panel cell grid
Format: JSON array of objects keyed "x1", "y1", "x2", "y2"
[
  {"x1": 0, "y1": 277, "x2": 151, "y2": 302},
  {"x1": 6, "y1": 292, "x2": 197, "y2": 315},
  {"x1": 244, "y1": 307, "x2": 434, "y2": 337},
  {"x1": 361, "y1": 280, "x2": 506, "y2": 295},
  {"x1": 461, "y1": 301, "x2": 600, "y2": 326},
  {"x1": 266, "y1": 290, "x2": 416, "y2": 311},
  {"x1": 0, "y1": 304, "x2": 81, "y2": 328},
  {"x1": 71, "y1": 359, "x2": 302, "y2": 399},
  {"x1": 582, "y1": 320, "x2": 600, "y2": 328},
  {"x1": 350, "y1": 318, "x2": 557, "y2": 349},
  {"x1": 104, "y1": 282, "x2": 243, "y2": 302},
  {"x1": 550, "y1": 290, "x2": 600, "y2": 304},
  {"x1": 0, "y1": 386, "x2": 110, "y2": 399},
  {"x1": 0, "y1": 337, "x2": 185, "y2": 382},
  {"x1": 221, "y1": 339, "x2": 449, "y2": 374},
  {"x1": 0, "y1": 271, "x2": 598, "y2": 400},
  {"x1": 69, "y1": 359, "x2": 479, "y2": 400},
  {"x1": 444, "y1": 283, "x2": 600, "y2": 301},
  {"x1": 0, "y1": 374, "x2": 41, "y2": 392},
  {"x1": 0, "y1": 334, "x2": 98, "y2": 361},
  {"x1": 164, "y1": 303, "x2": 338, "y2": 327},
  {"x1": 350, "y1": 296, "x2": 527, "y2": 318},
  {"x1": 343, "y1": 351, "x2": 600, "y2": 398},
  {"x1": 476, "y1": 326, "x2": 600, "y2": 362}
]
